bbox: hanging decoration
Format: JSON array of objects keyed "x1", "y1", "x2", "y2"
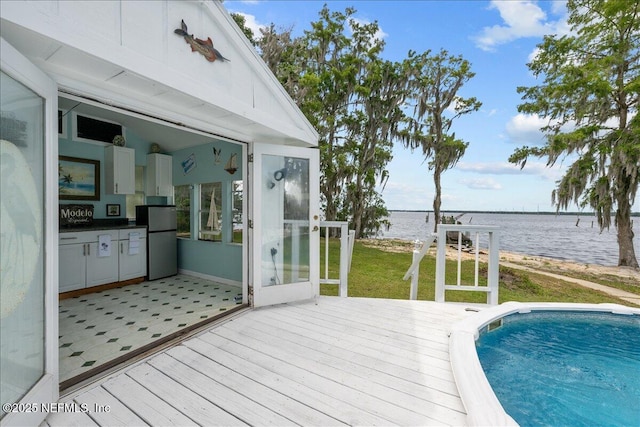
[
  {"x1": 224, "y1": 153, "x2": 238, "y2": 175},
  {"x1": 174, "y1": 20, "x2": 229, "y2": 63},
  {"x1": 213, "y1": 147, "x2": 222, "y2": 164},
  {"x1": 206, "y1": 186, "x2": 220, "y2": 234},
  {"x1": 181, "y1": 153, "x2": 196, "y2": 175}
]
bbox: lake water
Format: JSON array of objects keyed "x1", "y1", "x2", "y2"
[{"x1": 379, "y1": 211, "x2": 640, "y2": 266}]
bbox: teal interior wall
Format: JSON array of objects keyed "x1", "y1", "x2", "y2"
[
  {"x1": 170, "y1": 141, "x2": 244, "y2": 283},
  {"x1": 57, "y1": 110, "x2": 153, "y2": 219},
  {"x1": 57, "y1": 106, "x2": 244, "y2": 283}
]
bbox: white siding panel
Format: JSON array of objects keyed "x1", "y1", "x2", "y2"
[
  {"x1": 57, "y1": 1, "x2": 121, "y2": 44},
  {"x1": 121, "y1": 1, "x2": 167, "y2": 61},
  {"x1": 253, "y1": 77, "x2": 293, "y2": 125}
]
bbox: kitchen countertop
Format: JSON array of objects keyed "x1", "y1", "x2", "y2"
[{"x1": 59, "y1": 223, "x2": 146, "y2": 233}]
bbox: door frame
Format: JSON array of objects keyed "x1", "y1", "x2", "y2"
[
  {"x1": 1, "y1": 37, "x2": 59, "y2": 427},
  {"x1": 250, "y1": 143, "x2": 320, "y2": 308}
]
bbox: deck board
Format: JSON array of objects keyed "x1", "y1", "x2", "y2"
[
  {"x1": 181, "y1": 338, "x2": 385, "y2": 426},
  {"x1": 73, "y1": 386, "x2": 148, "y2": 426},
  {"x1": 164, "y1": 345, "x2": 347, "y2": 426},
  {"x1": 217, "y1": 316, "x2": 466, "y2": 424},
  {"x1": 49, "y1": 297, "x2": 477, "y2": 426},
  {"x1": 101, "y1": 374, "x2": 197, "y2": 426},
  {"x1": 251, "y1": 312, "x2": 462, "y2": 401}
]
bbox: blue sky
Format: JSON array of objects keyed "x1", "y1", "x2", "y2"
[{"x1": 227, "y1": 0, "x2": 639, "y2": 213}]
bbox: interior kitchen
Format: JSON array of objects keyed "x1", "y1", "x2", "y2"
[{"x1": 56, "y1": 96, "x2": 245, "y2": 388}]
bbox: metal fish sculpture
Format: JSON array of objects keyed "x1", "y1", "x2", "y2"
[{"x1": 174, "y1": 19, "x2": 229, "y2": 63}]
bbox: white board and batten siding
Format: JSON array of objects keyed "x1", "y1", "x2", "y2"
[
  {"x1": 43, "y1": 297, "x2": 475, "y2": 427},
  {"x1": 0, "y1": 0, "x2": 317, "y2": 146}
]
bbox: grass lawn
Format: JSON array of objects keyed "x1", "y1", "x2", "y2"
[{"x1": 320, "y1": 238, "x2": 640, "y2": 307}]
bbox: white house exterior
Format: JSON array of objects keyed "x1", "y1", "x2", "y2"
[{"x1": 1, "y1": 1, "x2": 319, "y2": 424}]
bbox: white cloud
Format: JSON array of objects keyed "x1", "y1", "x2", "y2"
[
  {"x1": 505, "y1": 112, "x2": 581, "y2": 146},
  {"x1": 457, "y1": 161, "x2": 564, "y2": 181},
  {"x1": 350, "y1": 18, "x2": 388, "y2": 43},
  {"x1": 457, "y1": 161, "x2": 525, "y2": 175},
  {"x1": 473, "y1": 1, "x2": 568, "y2": 51},
  {"x1": 458, "y1": 177, "x2": 503, "y2": 190},
  {"x1": 232, "y1": 12, "x2": 266, "y2": 40},
  {"x1": 528, "y1": 47, "x2": 542, "y2": 63},
  {"x1": 505, "y1": 113, "x2": 548, "y2": 145}
]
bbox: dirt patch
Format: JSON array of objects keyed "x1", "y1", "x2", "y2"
[{"x1": 360, "y1": 239, "x2": 416, "y2": 254}]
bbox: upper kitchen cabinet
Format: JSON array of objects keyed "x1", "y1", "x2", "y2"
[
  {"x1": 146, "y1": 153, "x2": 173, "y2": 197},
  {"x1": 105, "y1": 146, "x2": 135, "y2": 194}
]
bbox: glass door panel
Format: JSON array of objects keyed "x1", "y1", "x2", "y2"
[
  {"x1": 261, "y1": 155, "x2": 310, "y2": 286},
  {"x1": 252, "y1": 145, "x2": 319, "y2": 307},
  {"x1": 1, "y1": 38, "x2": 58, "y2": 426}
]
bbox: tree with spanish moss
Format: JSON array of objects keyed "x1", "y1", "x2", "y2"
[
  {"x1": 509, "y1": 0, "x2": 639, "y2": 268},
  {"x1": 242, "y1": 6, "x2": 406, "y2": 238},
  {"x1": 402, "y1": 49, "x2": 481, "y2": 233}
]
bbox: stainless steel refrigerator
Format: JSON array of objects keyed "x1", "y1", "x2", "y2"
[{"x1": 136, "y1": 205, "x2": 177, "y2": 280}]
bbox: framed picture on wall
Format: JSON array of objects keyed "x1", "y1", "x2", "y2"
[
  {"x1": 106, "y1": 204, "x2": 120, "y2": 217},
  {"x1": 59, "y1": 156, "x2": 100, "y2": 200}
]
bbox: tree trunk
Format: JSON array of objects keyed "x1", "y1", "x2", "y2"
[
  {"x1": 616, "y1": 197, "x2": 638, "y2": 268},
  {"x1": 432, "y1": 168, "x2": 442, "y2": 234},
  {"x1": 352, "y1": 176, "x2": 364, "y2": 239}
]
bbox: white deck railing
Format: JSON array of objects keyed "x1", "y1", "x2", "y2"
[
  {"x1": 404, "y1": 224, "x2": 500, "y2": 305},
  {"x1": 319, "y1": 221, "x2": 355, "y2": 297},
  {"x1": 436, "y1": 224, "x2": 500, "y2": 305}
]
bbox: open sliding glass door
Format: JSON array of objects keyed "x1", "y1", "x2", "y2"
[
  {"x1": 251, "y1": 144, "x2": 319, "y2": 307},
  {"x1": 1, "y1": 38, "x2": 58, "y2": 426}
]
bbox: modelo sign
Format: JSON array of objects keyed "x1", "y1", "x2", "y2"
[{"x1": 60, "y1": 204, "x2": 94, "y2": 226}]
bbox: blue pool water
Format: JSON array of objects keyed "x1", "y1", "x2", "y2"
[{"x1": 476, "y1": 311, "x2": 640, "y2": 426}]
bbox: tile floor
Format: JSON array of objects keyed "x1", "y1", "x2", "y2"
[{"x1": 58, "y1": 274, "x2": 243, "y2": 382}]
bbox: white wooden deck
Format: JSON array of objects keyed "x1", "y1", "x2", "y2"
[{"x1": 45, "y1": 297, "x2": 480, "y2": 426}]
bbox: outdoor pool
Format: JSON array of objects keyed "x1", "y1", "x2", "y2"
[{"x1": 449, "y1": 303, "x2": 640, "y2": 426}]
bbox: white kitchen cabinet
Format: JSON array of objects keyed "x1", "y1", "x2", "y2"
[
  {"x1": 118, "y1": 228, "x2": 147, "y2": 281},
  {"x1": 59, "y1": 230, "x2": 119, "y2": 292},
  {"x1": 58, "y1": 240, "x2": 87, "y2": 292},
  {"x1": 86, "y1": 240, "x2": 119, "y2": 286},
  {"x1": 105, "y1": 146, "x2": 135, "y2": 194},
  {"x1": 145, "y1": 153, "x2": 173, "y2": 196}
]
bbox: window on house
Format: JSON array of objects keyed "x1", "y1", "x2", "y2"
[
  {"x1": 175, "y1": 184, "x2": 191, "y2": 238},
  {"x1": 126, "y1": 166, "x2": 145, "y2": 220},
  {"x1": 231, "y1": 180, "x2": 243, "y2": 244},
  {"x1": 73, "y1": 113, "x2": 123, "y2": 144},
  {"x1": 199, "y1": 182, "x2": 222, "y2": 242}
]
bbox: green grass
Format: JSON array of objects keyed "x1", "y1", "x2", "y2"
[{"x1": 320, "y1": 238, "x2": 639, "y2": 307}]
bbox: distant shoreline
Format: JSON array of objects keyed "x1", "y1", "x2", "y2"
[{"x1": 389, "y1": 210, "x2": 640, "y2": 217}]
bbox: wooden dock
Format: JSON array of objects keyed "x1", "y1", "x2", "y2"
[{"x1": 44, "y1": 297, "x2": 478, "y2": 426}]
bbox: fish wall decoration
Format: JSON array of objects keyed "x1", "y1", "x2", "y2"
[{"x1": 174, "y1": 19, "x2": 229, "y2": 63}]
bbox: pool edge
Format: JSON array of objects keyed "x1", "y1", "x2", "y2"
[{"x1": 449, "y1": 302, "x2": 640, "y2": 427}]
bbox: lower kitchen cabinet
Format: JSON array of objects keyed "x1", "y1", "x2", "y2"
[
  {"x1": 59, "y1": 228, "x2": 147, "y2": 293},
  {"x1": 58, "y1": 241, "x2": 87, "y2": 292},
  {"x1": 118, "y1": 229, "x2": 147, "y2": 281}
]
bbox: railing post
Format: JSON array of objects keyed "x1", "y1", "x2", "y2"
[
  {"x1": 339, "y1": 223, "x2": 348, "y2": 297},
  {"x1": 435, "y1": 226, "x2": 446, "y2": 303},
  {"x1": 409, "y1": 241, "x2": 420, "y2": 300},
  {"x1": 487, "y1": 230, "x2": 500, "y2": 305},
  {"x1": 319, "y1": 221, "x2": 350, "y2": 298}
]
